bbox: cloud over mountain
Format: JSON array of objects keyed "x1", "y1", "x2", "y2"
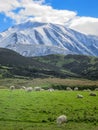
[{"x1": 0, "y1": 0, "x2": 98, "y2": 35}]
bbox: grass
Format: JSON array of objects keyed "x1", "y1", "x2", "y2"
[{"x1": 0, "y1": 89, "x2": 98, "y2": 130}]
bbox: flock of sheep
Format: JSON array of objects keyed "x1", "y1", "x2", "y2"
[
  {"x1": 10, "y1": 86, "x2": 55, "y2": 92},
  {"x1": 9, "y1": 85, "x2": 97, "y2": 126}
]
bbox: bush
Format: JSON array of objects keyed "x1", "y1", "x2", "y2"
[{"x1": 51, "y1": 84, "x2": 98, "y2": 90}]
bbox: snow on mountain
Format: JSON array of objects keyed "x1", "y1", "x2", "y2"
[
  {"x1": 0, "y1": 20, "x2": 98, "y2": 57},
  {"x1": 0, "y1": 34, "x2": 2, "y2": 38}
]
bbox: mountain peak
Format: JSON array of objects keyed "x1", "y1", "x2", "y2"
[
  {"x1": 11, "y1": 21, "x2": 47, "y2": 31},
  {"x1": 0, "y1": 22, "x2": 98, "y2": 57}
]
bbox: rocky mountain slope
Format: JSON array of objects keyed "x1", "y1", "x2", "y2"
[{"x1": 0, "y1": 21, "x2": 98, "y2": 57}]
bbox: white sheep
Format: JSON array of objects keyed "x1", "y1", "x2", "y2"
[
  {"x1": 57, "y1": 115, "x2": 67, "y2": 125},
  {"x1": 41, "y1": 88, "x2": 45, "y2": 91},
  {"x1": 77, "y1": 94, "x2": 83, "y2": 98},
  {"x1": 87, "y1": 89, "x2": 91, "y2": 92},
  {"x1": 25, "y1": 87, "x2": 33, "y2": 92},
  {"x1": 89, "y1": 92, "x2": 97, "y2": 96},
  {"x1": 74, "y1": 87, "x2": 78, "y2": 91},
  {"x1": 83, "y1": 89, "x2": 91, "y2": 92},
  {"x1": 34, "y1": 87, "x2": 41, "y2": 91},
  {"x1": 10, "y1": 85, "x2": 15, "y2": 90},
  {"x1": 48, "y1": 88, "x2": 54, "y2": 92},
  {"x1": 21, "y1": 86, "x2": 26, "y2": 90},
  {"x1": 95, "y1": 88, "x2": 98, "y2": 91},
  {"x1": 66, "y1": 87, "x2": 72, "y2": 91}
]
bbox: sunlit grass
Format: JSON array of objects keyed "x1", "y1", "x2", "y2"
[{"x1": 0, "y1": 89, "x2": 98, "y2": 130}]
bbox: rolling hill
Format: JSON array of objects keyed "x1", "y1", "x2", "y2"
[
  {"x1": 35, "y1": 54, "x2": 98, "y2": 79},
  {"x1": 0, "y1": 48, "x2": 98, "y2": 79},
  {"x1": 0, "y1": 48, "x2": 76, "y2": 78}
]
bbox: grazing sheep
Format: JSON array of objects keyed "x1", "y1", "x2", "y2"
[
  {"x1": 25, "y1": 87, "x2": 33, "y2": 92},
  {"x1": 74, "y1": 87, "x2": 78, "y2": 91},
  {"x1": 57, "y1": 115, "x2": 67, "y2": 125},
  {"x1": 66, "y1": 87, "x2": 72, "y2": 91},
  {"x1": 41, "y1": 89, "x2": 45, "y2": 91},
  {"x1": 83, "y1": 89, "x2": 91, "y2": 92},
  {"x1": 83, "y1": 89, "x2": 87, "y2": 91},
  {"x1": 77, "y1": 94, "x2": 83, "y2": 98},
  {"x1": 48, "y1": 88, "x2": 54, "y2": 92},
  {"x1": 22, "y1": 86, "x2": 26, "y2": 90},
  {"x1": 10, "y1": 85, "x2": 15, "y2": 90},
  {"x1": 87, "y1": 89, "x2": 91, "y2": 92},
  {"x1": 89, "y1": 92, "x2": 97, "y2": 96},
  {"x1": 34, "y1": 87, "x2": 41, "y2": 91},
  {"x1": 95, "y1": 88, "x2": 98, "y2": 91}
]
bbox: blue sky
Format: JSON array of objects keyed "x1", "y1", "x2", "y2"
[
  {"x1": 46, "y1": 0, "x2": 98, "y2": 17},
  {"x1": 0, "y1": 0, "x2": 98, "y2": 35}
]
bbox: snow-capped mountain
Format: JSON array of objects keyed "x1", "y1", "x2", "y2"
[
  {"x1": 0, "y1": 20, "x2": 98, "y2": 57},
  {"x1": 0, "y1": 34, "x2": 2, "y2": 38}
]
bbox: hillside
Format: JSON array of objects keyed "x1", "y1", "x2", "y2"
[
  {"x1": 34, "y1": 54, "x2": 98, "y2": 80},
  {"x1": 0, "y1": 48, "x2": 98, "y2": 79},
  {"x1": 0, "y1": 48, "x2": 76, "y2": 78}
]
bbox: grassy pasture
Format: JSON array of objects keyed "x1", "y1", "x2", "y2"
[{"x1": 0, "y1": 89, "x2": 98, "y2": 130}]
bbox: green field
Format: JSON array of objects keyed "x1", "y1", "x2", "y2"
[{"x1": 0, "y1": 89, "x2": 98, "y2": 130}]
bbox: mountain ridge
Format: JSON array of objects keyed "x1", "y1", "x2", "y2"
[{"x1": 0, "y1": 21, "x2": 98, "y2": 57}]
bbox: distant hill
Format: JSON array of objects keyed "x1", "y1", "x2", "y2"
[
  {"x1": 34, "y1": 54, "x2": 98, "y2": 80},
  {"x1": 0, "y1": 48, "x2": 75, "y2": 78},
  {"x1": 0, "y1": 48, "x2": 50, "y2": 68},
  {"x1": 0, "y1": 48, "x2": 98, "y2": 79}
]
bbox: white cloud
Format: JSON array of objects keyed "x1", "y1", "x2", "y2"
[
  {"x1": 0, "y1": 0, "x2": 76, "y2": 24},
  {"x1": 0, "y1": 0, "x2": 20, "y2": 12},
  {"x1": 69, "y1": 17, "x2": 98, "y2": 35},
  {"x1": 17, "y1": 4, "x2": 76, "y2": 24},
  {"x1": 0, "y1": 0, "x2": 98, "y2": 35}
]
